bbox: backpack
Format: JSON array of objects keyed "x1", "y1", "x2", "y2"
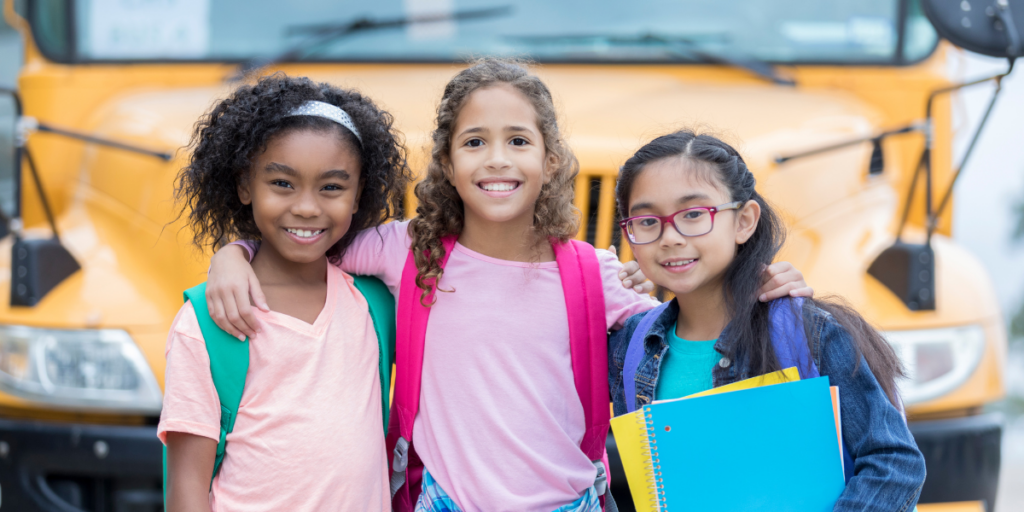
[
  {"x1": 385, "y1": 236, "x2": 617, "y2": 512},
  {"x1": 621, "y1": 297, "x2": 857, "y2": 482},
  {"x1": 162, "y1": 275, "x2": 396, "y2": 504}
]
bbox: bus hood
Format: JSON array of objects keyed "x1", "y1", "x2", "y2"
[
  {"x1": 81, "y1": 65, "x2": 886, "y2": 229},
  {"x1": 41, "y1": 65, "x2": 898, "y2": 336}
]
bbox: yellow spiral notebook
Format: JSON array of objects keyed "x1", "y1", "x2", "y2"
[{"x1": 610, "y1": 368, "x2": 845, "y2": 512}]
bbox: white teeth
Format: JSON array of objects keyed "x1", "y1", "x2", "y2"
[
  {"x1": 287, "y1": 228, "x2": 324, "y2": 238},
  {"x1": 481, "y1": 182, "x2": 518, "y2": 192},
  {"x1": 665, "y1": 259, "x2": 696, "y2": 267}
]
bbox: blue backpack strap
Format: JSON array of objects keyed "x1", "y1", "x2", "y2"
[
  {"x1": 768, "y1": 297, "x2": 854, "y2": 482},
  {"x1": 768, "y1": 297, "x2": 819, "y2": 379},
  {"x1": 622, "y1": 301, "x2": 672, "y2": 414}
]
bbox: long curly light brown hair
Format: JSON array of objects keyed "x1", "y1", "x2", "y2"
[{"x1": 408, "y1": 59, "x2": 580, "y2": 304}]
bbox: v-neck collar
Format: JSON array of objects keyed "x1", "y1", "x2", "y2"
[{"x1": 254, "y1": 265, "x2": 337, "y2": 338}]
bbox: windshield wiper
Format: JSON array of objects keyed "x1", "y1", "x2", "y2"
[
  {"x1": 507, "y1": 32, "x2": 795, "y2": 86},
  {"x1": 231, "y1": 5, "x2": 513, "y2": 81}
]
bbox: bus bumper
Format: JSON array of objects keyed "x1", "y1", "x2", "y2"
[
  {"x1": 911, "y1": 413, "x2": 1003, "y2": 512},
  {"x1": 0, "y1": 418, "x2": 163, "y2": 512}
]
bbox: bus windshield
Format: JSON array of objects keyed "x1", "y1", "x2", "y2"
[{"x1": 32, "y1": 0, "x2": 938, "y2": 64}]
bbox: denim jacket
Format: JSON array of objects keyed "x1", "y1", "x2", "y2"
[{"x1": 609, "y1": 298, "x2": 926, "y2": 512}]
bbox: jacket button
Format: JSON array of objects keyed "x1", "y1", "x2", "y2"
[{"x1": 719, "y1": 357, "x2": 731, "y2": 368}]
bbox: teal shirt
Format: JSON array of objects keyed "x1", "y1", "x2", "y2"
[{"x1": 653, "y1": 323, "x2": 723, "y2": 401}]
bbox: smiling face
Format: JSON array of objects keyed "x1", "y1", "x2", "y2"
[
  {"x1": 447, "y1": 84, "x2": 552, "y2": 230},
  {"x1": 626, "y1": 156, "x2": 760, "y2": 298},
  {"x1": 238, "y1": 129, "x2": 361, "y2": 265}
]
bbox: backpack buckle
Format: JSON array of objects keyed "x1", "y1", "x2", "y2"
[
  {"x1": 393, "y1": 436, "x2": 409, "y2": 472},
  {"x1": 592, "y1": 459, "x2": 608, "y2": 496}
]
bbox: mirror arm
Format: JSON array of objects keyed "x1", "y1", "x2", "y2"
[
  {"x1": 906, "y1": 59, "x2": 1016, "y2": 244},
  {"x1": 19, "y1": 147, "x2": 58, "y2": 240},
  {"x1": 774, "y1": 122, "x2": 923, "y2": 165},
  {"x1": 31, "y1": 121, "x2": 174, "y2": 162}
]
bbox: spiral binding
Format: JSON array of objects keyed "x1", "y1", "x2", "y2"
[{"x1": 640, "y1": 406, "x2": 667, "y2": 511}]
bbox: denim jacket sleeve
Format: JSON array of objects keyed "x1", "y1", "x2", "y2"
[
  {"x1": 811, "y1": 311, "x2": 926, "y2": 512},
  {"x1": 608, "y1": 314, "x2": 642, "y2": 417}
]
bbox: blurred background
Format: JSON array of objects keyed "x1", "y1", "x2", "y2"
[{"x1": 0, "y1": 1, "x2": 1022, "y2": 511}]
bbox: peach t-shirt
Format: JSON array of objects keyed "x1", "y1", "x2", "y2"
[{"x1": 158, "y1": 265, "x2": 388, "y2": 512}]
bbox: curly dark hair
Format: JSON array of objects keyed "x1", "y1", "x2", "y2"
[
  {"x1": 408, "y1": 58, "x2": 580, "y2": 305},
  {"x1": 176, "y1": 73, "x2": 411, "y2": 263}
]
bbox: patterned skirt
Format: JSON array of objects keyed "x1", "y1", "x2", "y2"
[{"x1": 414, "y1": 470, "x2": 601, "y2": 512}]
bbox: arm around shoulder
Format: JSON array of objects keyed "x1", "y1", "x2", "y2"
[
  {"x1": 207, "y1": 243, "x2": 265, "y2": 338},
  {"x1": 336, "y1": 221, "x2": 412, "y2": 286},
  {"x1": 596, "y1": 248, "x2": 660, "y2": 331}
]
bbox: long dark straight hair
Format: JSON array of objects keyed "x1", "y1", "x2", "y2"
[{"x1": 615, "y1": 130, "x2": 905, "y2": 406}]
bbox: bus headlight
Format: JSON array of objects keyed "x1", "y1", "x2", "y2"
[
  {"x1": 0, "y1": 325, "x2": 162, "y2": 413},
  {"x1": 885, "y1": 325, "x2": 985, "y2": 405}
]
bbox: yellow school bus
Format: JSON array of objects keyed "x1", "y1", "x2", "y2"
[{"x1": 0, "y1": 0, "x2": 1010, "y2": 510}]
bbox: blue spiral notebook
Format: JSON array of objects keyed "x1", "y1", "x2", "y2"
[{"x1": 640, "y1": 376, "x2": 845, "y2": 511}]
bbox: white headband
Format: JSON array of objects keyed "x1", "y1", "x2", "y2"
[{"x1": 285, "y1": 101, "x2": 363, "y2": 145}]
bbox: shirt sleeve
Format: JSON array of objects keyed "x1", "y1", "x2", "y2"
[
  {"x1": 157, "y1": 303, "x2": 223, "y2": 445},
  {"x1": 597, "y1": 248, "x2": 661, "y2": 331},
  {"x1": 336, "y1": 221, "x2": 413, "y2": 300}
]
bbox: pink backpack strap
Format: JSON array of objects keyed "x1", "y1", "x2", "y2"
[
  {"x1": 553, "y1": 239, "x2": 610, "y2": 462},
  {"x1": 387, "y1": 235, "x2": 456, "y2": 511}
]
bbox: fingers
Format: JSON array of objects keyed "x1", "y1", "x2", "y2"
[
  {"x1": 789, "y1": 286, "x2": 815, "y2": 298},
  {"x1": 758, "y1": 261, "x2": 808, "y2": 302},
  {"x1": 760, "y1": 261, "x2": 791, "y2": 285},
  {"x1": 608, "y1": 245, "x2": 618, "y2": 257},
  {"x1": 759, "y1": 281, "x2": 801, "y2": 302},
  {"x1": 207, "y1": 289, "x2": 246, "y2": 341},
  {"x1": 222, "y1": 292, "x2": 252, "y2": 341},
  {"x1": 248, "y1": 274, "x2": 270, "y2": 312},
  {"x1": 619, "y1": 261, "x2": 640, "y2": 282},
  {"x1": 232, "y1": 285, "x2": 261, "y2": 339},
  {"x1": 619, "y1": 261, "x2": 640, "y2": 288},
  {"x1": 619, "y1": 261, "x2": 651, "y2": 294}
]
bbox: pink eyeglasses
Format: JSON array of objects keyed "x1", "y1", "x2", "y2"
[{"x1": 618, "y1": 201, "x2": 744, "y2": 244}]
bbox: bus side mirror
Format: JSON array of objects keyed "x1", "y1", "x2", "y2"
[
  {"x1": 921, "y1": 0, "x2": 1023, "y2": 58},
  {"x1": 868, "y1": 242, "x2": 936, "y2": 311}
]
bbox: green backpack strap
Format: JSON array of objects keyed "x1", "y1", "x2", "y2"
[
  {"x1": 163, "y1": 283, "x2": 249, "y2": 506},
  {"x1": 185, "y1": 282, "x2": 250, "y2": 484},
  {"x1": 351, "y1": 275, "x2": 396, "y2": 433}
]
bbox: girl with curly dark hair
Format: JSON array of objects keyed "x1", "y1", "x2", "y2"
[
  {"x1": 160, "y1": 74, "x2": 407, "y2": 512},
  {"x1": 205, "y1": 60, "x2": 810, "y2": 511}
]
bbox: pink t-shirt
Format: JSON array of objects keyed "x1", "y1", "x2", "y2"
[
  {"x1": 342, "y1": 221, "x2": 658, "y2": 512},
  {"x1": 158, "y1": 265, "x2": 389, "y2": 512}
]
